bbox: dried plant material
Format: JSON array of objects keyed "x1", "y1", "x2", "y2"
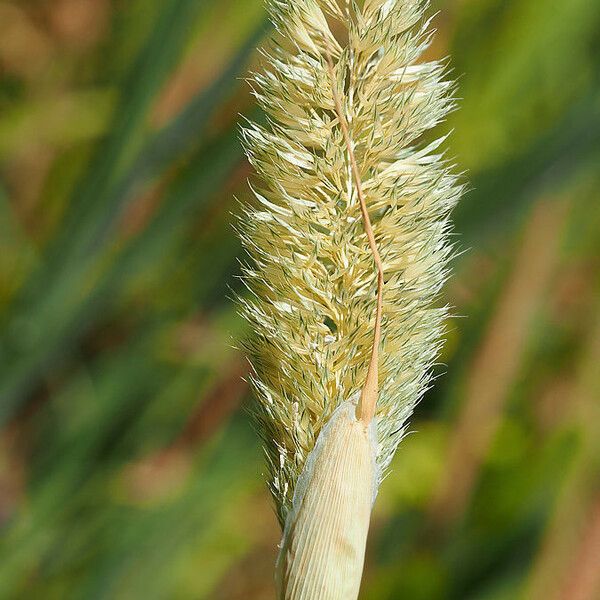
[
  {"x1": 239, "y1": 0, "x2": 461, "y2": 590},
  {"x1": 275, "y1": 401, "x2": 377, "y2": 599}
]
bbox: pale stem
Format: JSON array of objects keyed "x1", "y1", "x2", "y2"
[{"x1": 325, "y1": 49, "x2": 384, "y2": 426}]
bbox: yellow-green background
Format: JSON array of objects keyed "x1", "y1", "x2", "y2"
[{"x1": 0, "y1": 0, "x2": 599, "y2": 598}]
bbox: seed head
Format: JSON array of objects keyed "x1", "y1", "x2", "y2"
[{"x1": 240, "y1": 0, "x2": 462, "y2": 526}]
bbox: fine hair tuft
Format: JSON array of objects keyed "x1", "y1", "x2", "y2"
[{"x1": 239, "y1": 0, "x2": 463, "y2": 526}]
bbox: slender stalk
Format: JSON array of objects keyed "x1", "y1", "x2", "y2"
[{"x1": 325, "y1": 49, "x2": 384, "y2": 427}]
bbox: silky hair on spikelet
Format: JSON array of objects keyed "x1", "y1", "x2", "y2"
[{"x1": 240, "y1": 0, "x2": 460, "y2": 540}]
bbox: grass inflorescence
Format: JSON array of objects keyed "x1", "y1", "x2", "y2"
[{"x1": 240, "y1": 0, "x2": 462, "y2": 528}]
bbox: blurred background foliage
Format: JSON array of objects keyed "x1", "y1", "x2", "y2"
[{"x1": 0, "y1": 0, "x2": 599, "y2": 598}]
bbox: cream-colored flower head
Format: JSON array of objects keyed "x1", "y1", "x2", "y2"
[{"x1": 240, "y1": 0, "x2": 461, "y2": 527}]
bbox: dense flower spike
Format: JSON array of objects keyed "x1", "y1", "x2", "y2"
[{"x1": 240, "y1": 0, "x2": 462, "y2": 527}]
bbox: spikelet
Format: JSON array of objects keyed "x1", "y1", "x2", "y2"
[{"x1": 240, "y1": 0, "x2": 460, "y2": 544}]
